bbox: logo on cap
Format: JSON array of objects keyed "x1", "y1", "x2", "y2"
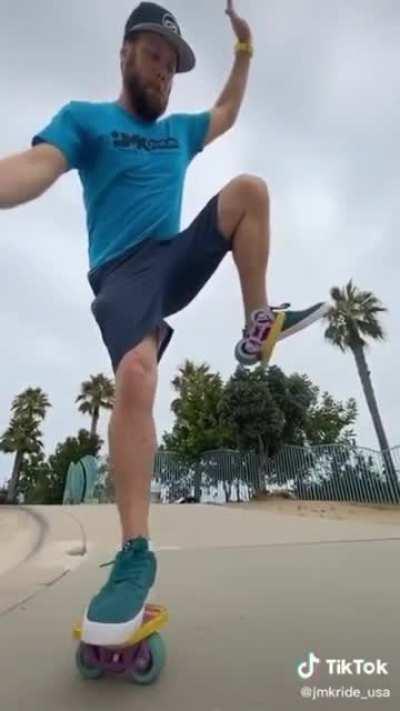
[{"x1": 162, "y1": 12, "x2": 179, "y2": 34}]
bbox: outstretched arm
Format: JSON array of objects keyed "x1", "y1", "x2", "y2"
[
  {"x1": 204, "y1": 0, "x2": 253, "y2": 147},
  {"x1": 0, "y1": 144, "x2": 67, "y2": 209}
]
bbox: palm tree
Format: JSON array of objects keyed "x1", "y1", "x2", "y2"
[
  {"x1": 75, "y1": 374, "x2": 115, "y2": 438},
  {"x1": 324, "y1": 280, "x2": 399, "y2": 502},
  {"x1": 1, "y1": 388, "x2": 51, "y2": 504}
]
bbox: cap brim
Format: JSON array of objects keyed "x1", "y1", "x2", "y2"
[{"x1": 124, "y1": 23, "x2": 195, "y2": 73}]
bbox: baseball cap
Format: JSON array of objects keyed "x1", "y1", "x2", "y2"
[{"x1": 123, "y1": 2, "x2": 196, "y2": 73}]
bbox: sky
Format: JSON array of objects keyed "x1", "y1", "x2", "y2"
[{"x1": 1, "y1": 0, "x2": 399, "y2": 486}]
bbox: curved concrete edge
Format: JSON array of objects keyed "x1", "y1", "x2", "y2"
[
  {"x1": 27, "y1": 505, "x2": 88, "y2": 557},
  {"x1": 0, "y1": 505, "x2": 90, "y2": 617},
  {"x1": 0, "y1": 507, "x2": 44, "y2": 577}
]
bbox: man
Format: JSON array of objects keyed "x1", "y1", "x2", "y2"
[{"x1": 0, "y1": 2, "x2": 328, "y2": 646}]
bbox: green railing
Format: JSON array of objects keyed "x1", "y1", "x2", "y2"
[
  {"x1": 265, "y1": 444, "x2": 400, "y2": 505},
  {"x1": 63, "y1": 445, "x2": 400, "y2": 506}
]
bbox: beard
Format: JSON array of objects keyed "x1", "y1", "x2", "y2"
[{"x1": 123, "y1": 68, "x2": 167, "y2": 122}]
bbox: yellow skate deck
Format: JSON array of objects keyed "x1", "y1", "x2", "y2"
[{"x1": 261, "y1": 311, "x2": 286, "y2": 364}]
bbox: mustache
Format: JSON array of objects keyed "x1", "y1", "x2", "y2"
[{"x1": 126, "y1": 75, "x2": 165, "y2": 98}]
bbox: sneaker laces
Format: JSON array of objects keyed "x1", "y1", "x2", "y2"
[
  {"x1": 272, "y1": 302, "x2": 291, "y2": 311},
  {"x1": 99, "y1": 539, "x2": 154, "y2": 588}
]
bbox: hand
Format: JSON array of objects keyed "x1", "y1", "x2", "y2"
[{"x1": 225, "y1": 0, "x2": 252, "y2": 44}]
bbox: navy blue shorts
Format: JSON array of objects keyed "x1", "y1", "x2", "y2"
[{"x1": 88, "y1": 193, "x2": 232, "y2": 373}]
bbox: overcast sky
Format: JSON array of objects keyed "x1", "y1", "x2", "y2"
[{"x1": 1, "y1": 0, "x2": 399, "y2": 486}]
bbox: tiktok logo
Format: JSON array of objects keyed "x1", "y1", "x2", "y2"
[{"x1": 298, "y1": 652, "x2": 321, "y2": 679}]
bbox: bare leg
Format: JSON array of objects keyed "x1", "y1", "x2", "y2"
[
  {"x1": 232, "y1": 190, "x2": 270, "y2": 326},
  {"x1": 218, "y1": 176, "x2": 271, "y2": 327},
  {"x1": 108, "y1": 332, "x2": 159, "y2": 544}
]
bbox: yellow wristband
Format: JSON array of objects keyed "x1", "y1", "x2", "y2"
[{"x1": 235, "y1": 41, "x2": 254, "y2": 57}]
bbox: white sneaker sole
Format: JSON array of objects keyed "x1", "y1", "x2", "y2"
[{"x1": 81, "y1": 604, "x2": 145, "y2": 646}]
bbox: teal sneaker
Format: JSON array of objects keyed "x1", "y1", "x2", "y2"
[
  {"x1": 277, "y1": 302, "x2": 330, "y2": 341},
  {"x1": 235, "y1": 302, "x2": 330, "y2": 366},
  {"x1": 81, "y1": 537, "x2": 157, "y2": 646}
]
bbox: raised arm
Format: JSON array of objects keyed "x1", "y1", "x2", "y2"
[
  {"x1": 204, "y1": 0, "x2": 253, "y2": 147},
  {"x1": 0, "y1": 143, "x2": 68, "y2": 209}
]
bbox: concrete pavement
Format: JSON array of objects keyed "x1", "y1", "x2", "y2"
[{"x1": 0, "y1": 503, "x2": 399, "y2": 710}]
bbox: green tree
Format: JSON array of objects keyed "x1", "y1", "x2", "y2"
[
  {"x1": 0, "y1": 388, "x2": 51, "y2": 504},
  {"x1": 266, "y1": 368, "x2": 315, "y2": 447},
  {"x1": 40, "y1": 429, "x2": 103, "y2": 505},
  {"x1": 160, "y1": 360, "x2": 360, "y2": 500},
  {"x1": 161, "y1": 360, "x2": 231, "y2": 461},
  {"x1": 75, "y1": 374, "x2": 115, "y2": 438},
  {"x1": 266, "y1": 367, "x2": 357, "y2": 447},
  {"x1": 324, "y1": 280, "x2": 399, "y2": 500},
  {"x1": 18, "y1": 451, "x2": 51, "y2": 504},
  {"x1": 1, "y1": 373, "x2": 114, "y2": 504},
  {"x1": 219, "y1": 365, "x2": 285, "y2": 457},
  {"x1": 304, "y1": 392, "x2": 357, "y2": 446},
  {"x1": 162, "y1": 361, "x2": 359, "y2": 460}
]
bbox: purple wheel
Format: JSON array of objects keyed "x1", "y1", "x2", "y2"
[
  {"x1": 234, "y1": 338, "x2": 259, "y2": 366},
  {"x1": 135, "y1": 642, "x2": 152, "y2": 672},
  {"x1": 127, "y1": 633, "x2": 166, "y2": 685},
  {"x1": 75, "y1": 643, "x2": 104, "y2": 680}
]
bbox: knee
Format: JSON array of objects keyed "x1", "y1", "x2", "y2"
[
  {"x1": 236, "y1": 174, "x2": 269, "y2": 206},
  {"x1": 114, "y1": 352, "x2": 158, "y2": 411}
]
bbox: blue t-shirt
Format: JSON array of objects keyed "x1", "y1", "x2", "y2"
[{"x1": 31, "y1": 101, "x2": 211, "y2": 272}]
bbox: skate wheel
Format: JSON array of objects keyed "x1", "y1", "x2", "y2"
[
  {"x1": 127, "y1": 633, "x2": 166, "y2": 685},
  {"x1": 75, "y1": 643, "x2": 104, "y2": 680},
  {"x1": 234, "y1": 339, "x2": 258, "y2": 366}
]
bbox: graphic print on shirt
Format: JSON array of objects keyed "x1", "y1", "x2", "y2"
[{"x1": 111, "y1": 131, "x2": 179, "y2": 152}]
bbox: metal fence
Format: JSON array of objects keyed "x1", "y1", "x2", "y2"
[
  {"x1": 152, "y1": 449, "x2": 263, "y2": 504},
  {"x1": 63, "y1": 444, "x2": 400, "y2": 506},
  {"x1": 265, "y1": 444, "x2": 400, "y2": 505}
]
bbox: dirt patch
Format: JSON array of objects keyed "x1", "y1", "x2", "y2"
[{"x1": 226, "y1": 494, "x2": 400, "y2": 526}]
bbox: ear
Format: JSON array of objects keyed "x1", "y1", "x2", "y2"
[{"x1": 120, "y1": 45, "x2": 128, "y2": 72}]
